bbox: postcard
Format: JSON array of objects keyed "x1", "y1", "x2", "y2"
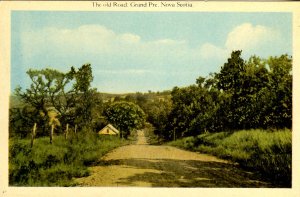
[{"x1": 0, "y1": 1, "x2": 300, "y2": 197}]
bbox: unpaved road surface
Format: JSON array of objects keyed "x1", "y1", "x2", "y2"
[{"x1": 75, "y1": 130, "x2": 273, "y2": 187}]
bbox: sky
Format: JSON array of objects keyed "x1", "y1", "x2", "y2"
[{"x1": 11, "y1": 11, "x2": 292, "y2": 93}]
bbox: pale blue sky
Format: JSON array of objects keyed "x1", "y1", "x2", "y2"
[{"x1": 11, "y1": 11, "x2": 292, "y2": 93}]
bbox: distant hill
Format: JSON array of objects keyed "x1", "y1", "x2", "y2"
[
  {"x1": 9, "y1": 90, "x2": 172, "y2": 109},
  {"x1": 99, "y1": 90, "x2": 172, "y2": 103}
]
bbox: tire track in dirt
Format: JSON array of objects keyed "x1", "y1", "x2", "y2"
[{"x1": 75, "y1": 130, "x2": 274, "y2": 187}]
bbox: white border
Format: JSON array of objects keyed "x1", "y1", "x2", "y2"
[{"x1": 1, "y1": 1, "x2": 299, "y2": 196}]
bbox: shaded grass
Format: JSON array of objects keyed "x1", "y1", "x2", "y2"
[
  {"x1": 9, "y1": 131, "x2": 130, "y2": 186},
  {"x1": 168, "y1": 129, "x2": 292, "y2": 187}
]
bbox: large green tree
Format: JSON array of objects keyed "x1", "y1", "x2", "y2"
[
  {"x1": 264, "y1": 55, "x2": 292, "y2": 128},
  {"x1": 14, "y1": 68, "x2": 71, "y2": 136},
  {"x1": 12, "y1": 63, "x2": 100, "y2": 138},
  {"x1": 104, "y1": 101, "x2": 146, "y2": 139},
  {"x1": 216, "y1": 50, "x2": 246, "y2": 130},
  {"x1": 167, "y1": 76, "x2": 220, "y2": 139},
  {"x1": 146, "y1": 99, "x2": 172, "y2": 139},
  {"x1": 71, "y1": 64, "x2": 98, "y2": 129}
]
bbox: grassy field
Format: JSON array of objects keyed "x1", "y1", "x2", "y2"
[
  {"x1": 9, "y1": 131, "x2": 131, "y2": 186},
  {"x1": 168, "y1": 129, "x2": 292, "y2": 187}
]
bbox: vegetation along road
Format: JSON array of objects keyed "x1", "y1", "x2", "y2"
[{"x1": 75, "y1": 130, "x2": 273, "y2": 187}]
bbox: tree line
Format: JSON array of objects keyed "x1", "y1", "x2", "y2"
[
  {"x1": 147, "y1": 51, "x2": 292, "y2": 140},
  {"x1": 10, "y1": 50, "x2": 292, "y2": 142}
]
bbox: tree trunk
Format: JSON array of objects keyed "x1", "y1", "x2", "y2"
[
  {"x1": 75, "y1": 124, "x2": 77, "y2": 134},
  {"x1": 65, "y1": 123, "x2": 69, "y2": 140},
  {"x1": 30, "y1": 123, "x2": 37, "y2": 148},
  {"x1": 50, "y1": 124, "x2": 54, "y2": 144}
]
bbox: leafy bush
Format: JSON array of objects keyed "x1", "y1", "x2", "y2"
[
  {"x1": 9, "y1": 131, "x2": 129, "y2": 186},
  {"x1": 168, "y1": 136, "x2": 196, "y2": 150}
]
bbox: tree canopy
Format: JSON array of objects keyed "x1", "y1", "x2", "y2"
[
  {"x1": 152, "y1": 51, "x2": 292, "y2": 140},
  {"x1": 104, "y1": 101, "x2": 146, "y2": 139},
  {"x1": 12, "y1": 64, "x2": 98, "y2": 137},
  {"x1": 10, "y1": 51, "x2": 292, "y2": 141}
]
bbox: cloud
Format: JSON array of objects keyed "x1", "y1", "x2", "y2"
[
  {"x1": 21, "y1": 23, "x2": 279, "y2": 69},
  {"x1": 21, "y1": 25, "x2": 190, "y2": 64},
  {"x1": 96, "y1": 69, "x2": 155, "y2": 75},
  {"x1": 21, "y1": 25, "x2": 139, "y2": 60},
  {"x1": 19, "y1": 24, "x2": 205, "y2": 82},
  {"x1": 199, "y1": 43, "x2": 226, "y2": 59},
  {"x1": 118, "y1": 33, "x2": 141, "y2": 44},
  {"x1": 21, "y1": 25, "x2": 188, "y2": 54},
  {"x1": 198, "y1": 23, "x2": 280, "y2": 61},
  {"x1": 225, "y1": 23, "x2": 279, "y2": 51},
  {"x1": 17, "y1": 23, "x2": 284, "y2": 93},
  {"x1": 153, "y1": 39, "x2": 186, "y2": 45}
]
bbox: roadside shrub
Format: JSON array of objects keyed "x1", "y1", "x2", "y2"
[
  {"x1": 168, "y1": 129, "x2": 292, "y2": 187},
  {"x1": 168, "y1": 136, "x2": 196, "y2": 150}
]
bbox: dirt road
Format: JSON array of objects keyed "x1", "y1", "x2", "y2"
[{"x1": 75, "y1": 130, "x2": 273, "y2": 187}]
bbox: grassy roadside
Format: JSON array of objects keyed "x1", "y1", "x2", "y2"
[
  {"x1": 9, "y1": 131, "x2": 131, "y2": 186},
  {"x1": 167, "y1": 129, "x2": 292, "y2": 187}
]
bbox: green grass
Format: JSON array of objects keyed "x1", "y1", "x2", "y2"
[
  {"x1": 168, "y1": 129, "x2": 292, "y2": 187},
  {"x1": 9, "y1": 131, "x2": 130, "y2": 186}
]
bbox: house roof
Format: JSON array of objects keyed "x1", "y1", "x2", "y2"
[{"x1": 100, "y1": 124, "x2": 120, "y2": 134}]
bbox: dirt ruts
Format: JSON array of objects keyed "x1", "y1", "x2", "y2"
[{"x1": 75, "y1": 130, "x2": 273, "y2": 187}]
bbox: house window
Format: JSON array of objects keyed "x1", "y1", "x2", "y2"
[{"x1": 107, "y1": 129, "x2": 109, "y2": 133}]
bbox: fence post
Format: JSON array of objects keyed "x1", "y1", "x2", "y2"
[
  {"x1": 65, "y1": 123, "x2": 69, "y2": 140},
  {"x1": 50, "y1": 124, "x2": 54, "y2": 144},
  {"x1": 30, "y1": 123, "x2": 37, "y2": 148}
]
